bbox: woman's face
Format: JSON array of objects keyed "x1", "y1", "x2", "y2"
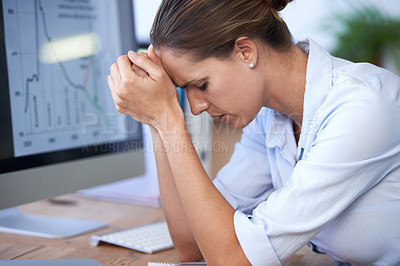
[{"x1": 159, "y1": 48, "x2": 265, "y2": 128}]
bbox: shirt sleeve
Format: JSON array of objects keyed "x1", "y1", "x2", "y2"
[{"x1": 233, "y1": 85, "x2": 400, "y2": 264}]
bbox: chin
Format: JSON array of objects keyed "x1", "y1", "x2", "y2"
[
  {"x1": 230, "y1": 112, "x2": 258, "y2": 129},
  {"x1": 230, "y1": 119, "x2": 249, "y2": 129}
]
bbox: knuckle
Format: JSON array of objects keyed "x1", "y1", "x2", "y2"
[
  {"x1": 115, "y1": 88, "x2": 128, "y2": 100},
  {"x1": 114, "y1": 96, "x2": 124, "y2": 107},
  {"x1": 120, "y1": 78, "x2": 133, "y2": 91},
  {"x1": 117, "y1": 55, "x2": 127, "y2": 63},
  {"x1": 107, "y1": 75, "x2": 113, "y2": 84},
  {"x1": 115, "y1": 104, "x2": 125, "y2": 114},
  {"x1": 157, "y1": 70, "x2": 168, "y2": 81},
  {"x1": 110, "y1": 63, "x2": 117, "y2": 72},
  {"x1": 134, "y1": 54, "x2": 145, "y2": 65},
  {"x1": 114, "y1": 99, "x2": 128, "y2": 111}
]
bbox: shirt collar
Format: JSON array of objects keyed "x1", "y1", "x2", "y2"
[
  {"x1": 265, "y1": 110, "x2": 298, "y2": 166},
  {"x1": 297, "y1": 39, "x2": 333, "y2": 158}
]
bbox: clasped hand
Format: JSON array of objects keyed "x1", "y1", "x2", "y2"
[{"x1": 107, "y1": 45, "x2": 182, "y2": 132}]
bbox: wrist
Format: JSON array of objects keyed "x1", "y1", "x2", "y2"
[
  {"x1": 153, "y1": 105, "x2": 186, "y2": 136},
  {"x1": 149, "y1": 125, "x2": 159, "y2": 136}
]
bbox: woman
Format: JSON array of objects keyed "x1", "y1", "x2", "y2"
[{"x1": 108, "y1": 0, "x2": 400, "y2": 265}]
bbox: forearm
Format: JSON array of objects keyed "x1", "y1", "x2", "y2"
[
  {"x1": 156, "y1": 119, "x2": 250, "y2": 265},
  {"x1": 109, "y1": 48, "x2": 249, "y2": 264},
  {"x1": 150, "y1": 127, "x2": 203, "y2": 261}
]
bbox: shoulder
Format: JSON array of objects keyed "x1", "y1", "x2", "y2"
[
  {"x1": 319, "y1": 58, "x2": 400, "y2": 121},
  {"x1": 307, "y1": 62, "x2": 400, "y2": 163},
  {"x1": 331, "y1": 59, "x2": 400, "y2": 102}
]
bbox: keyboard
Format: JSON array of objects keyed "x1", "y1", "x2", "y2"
[{"x1": 90, "y1": 221, "x2": 174, "y2": 254}]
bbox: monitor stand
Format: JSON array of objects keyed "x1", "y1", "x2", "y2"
[{"x1": 0, "y1": 207, "x2": 106, "y2": 238}]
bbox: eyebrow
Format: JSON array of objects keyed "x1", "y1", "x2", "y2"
[
  {"x1": 174, "y1": 80, "x2": 195, "y2": 89},
  {"x1": 174, "y1": 77, "x2": 208, "y2": 89}
]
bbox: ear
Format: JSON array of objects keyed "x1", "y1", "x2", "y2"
[{"x1": 232, "y1": 37, "x2": 258, "y2": 67}]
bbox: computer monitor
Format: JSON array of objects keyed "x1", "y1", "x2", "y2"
[{"x1": 0, "y1": 0, "x2": 145, "y2": 238}]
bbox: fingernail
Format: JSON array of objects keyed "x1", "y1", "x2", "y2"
[{"x1": 128, "y1": 50, "x2": 136, "y2": 57}]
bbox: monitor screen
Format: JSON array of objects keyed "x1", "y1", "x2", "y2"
[{"x1": 0, "y1": 0, "x2": 145, "y2": 210}]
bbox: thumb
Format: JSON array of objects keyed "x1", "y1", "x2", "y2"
[{"x1": 147, "y1": 44, "x2": 163, "y2": 67}]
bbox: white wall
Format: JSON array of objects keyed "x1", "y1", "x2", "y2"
[
  {"x1": 132, "y1": 0, "x2": 162, "y2": 45},
  {"x1": 281, "y1": 0, "x2": 400, "y2": 52}
]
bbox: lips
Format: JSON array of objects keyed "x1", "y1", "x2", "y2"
[
  {"x1": 211, "y1": 113, "x2": 228, "y2": 123},
  {"x1": 217, "y1": 114, "x2": 227, "y2": 123}
]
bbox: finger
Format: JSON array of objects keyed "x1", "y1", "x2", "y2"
[
  {"x1": 125, "y1": 51, "x2": 148, "y2": 77},
  {"x1": 107, "y1": 74, "x2": 115, "y2": 90},
  {"x1": 108, "y1": 74, "x2": 119, "y2": 105},
  {"x1": 131, "y1": 61, "x2": 148, "y2": 78},
  {"x1": 108, "y1": 74, "x2": 120, "y2": 103},
  {"x1": 108, "y1": 74, "x2": 129, "y2": 114},
  {"x1": 117, "y1": 55, "x2": 137, "y2": 81},
  {"x1": 110, "y1": 62, "x2": 121, "y2": 84},
  {"x1": 128, "y1": 51, "x2": 161, "y2": 79},
  {"x1": 127, "y1": 50, "x2": 137, "y2": 62},
  {"x1": 147, "y1": 44, "x2": 163, "y2": 67}
]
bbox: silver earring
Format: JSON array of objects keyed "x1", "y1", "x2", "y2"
[{"x1": 249, "y1": 63, "x2": 254, "y2": 69}]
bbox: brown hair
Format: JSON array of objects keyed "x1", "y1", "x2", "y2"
[{"x1": 150, "y1": 0, "x2": 294, "y2": 61}]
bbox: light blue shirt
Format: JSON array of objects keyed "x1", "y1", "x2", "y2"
[{"x1": 213, "y1": 39, "x2": 400, "y2": 265}]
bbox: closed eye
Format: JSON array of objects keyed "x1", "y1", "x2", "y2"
[{"x1": 199, "y1": 82, "x2": 207, "y2": 92}]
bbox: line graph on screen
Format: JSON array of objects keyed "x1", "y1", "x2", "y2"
[{"x1": 3, "y1": 0, "x2": 130, "y2": 157}]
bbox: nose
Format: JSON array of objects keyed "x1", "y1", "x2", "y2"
[{"x1": 186, "y1": 88, "x2": 210, "y2": 116}]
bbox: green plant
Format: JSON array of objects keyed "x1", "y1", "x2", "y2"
[{"x1": 328, "y1": 4, "x2": 400, "y2": 71}]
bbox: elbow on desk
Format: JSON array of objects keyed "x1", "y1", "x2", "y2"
[
  {"x1": 178, "y1": 252, "x2": 203, "y2": 263},
  {"x1": 175, "y1": 243, "x2": 251, "y2": 266},
  {"x1": 174, "y1": 242, "x2": 204, "y2": 263}
]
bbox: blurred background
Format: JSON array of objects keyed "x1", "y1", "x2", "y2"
[{"x1": 282, "y1": 0, "x2": 400, "y2": 75}]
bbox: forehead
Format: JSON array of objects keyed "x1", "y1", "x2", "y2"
[{"x1": 158, "y1": 48, "x2": 223, "y2": 86}]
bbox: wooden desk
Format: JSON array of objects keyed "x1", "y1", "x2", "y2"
[{"x1": 0, "y1": 194, "x2": 335, "y2": 265}]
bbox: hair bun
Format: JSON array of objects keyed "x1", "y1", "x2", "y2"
[{"x1": 266, "y1": 0, "x2": 293, "y2": 11}]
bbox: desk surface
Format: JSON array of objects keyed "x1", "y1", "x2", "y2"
[{"x1": 0, "y1": 194, "x2": 335, "y2": 265}]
